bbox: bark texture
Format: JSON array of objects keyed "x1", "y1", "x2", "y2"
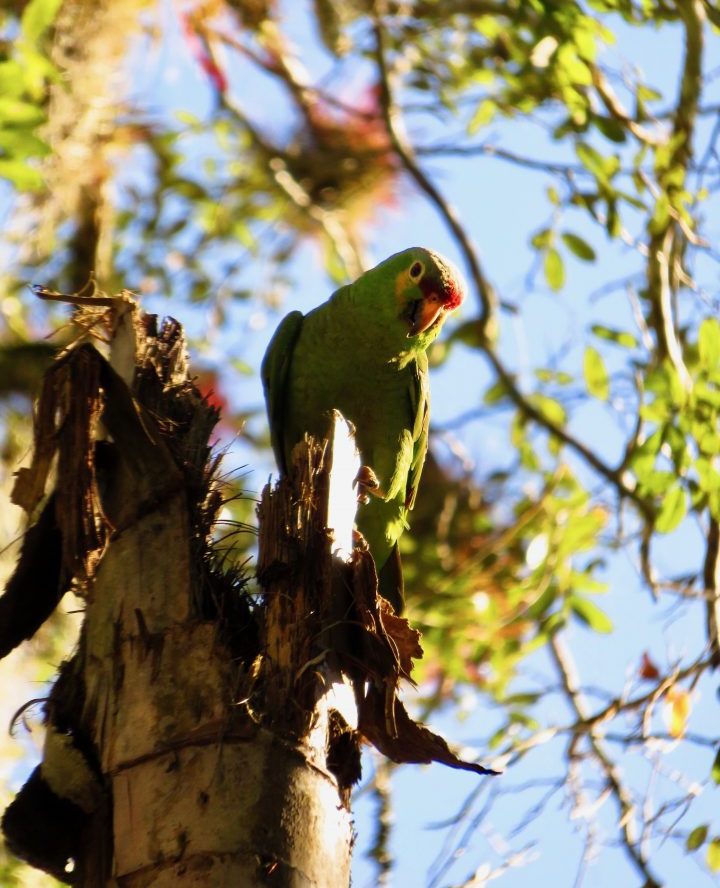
[{"x1": 2, "y1": 299, "x2": 355, "y2": 886}]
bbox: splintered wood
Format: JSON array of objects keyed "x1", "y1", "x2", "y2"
[{"x1": 256, "y1": 412, "x2": 498, "y2": 781}]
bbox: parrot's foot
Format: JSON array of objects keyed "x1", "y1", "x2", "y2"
[{"x1": 354, "y1": 465, "x2": 385, "y2": 504}]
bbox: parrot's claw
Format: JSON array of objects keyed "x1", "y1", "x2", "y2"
[{"x1": 354, "y1": 465, "x2": 385, "y2": 503}]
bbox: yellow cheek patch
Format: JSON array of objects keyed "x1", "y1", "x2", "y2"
[{"x1": 394, "y1": 268, "x2": 412, "y2": 308}]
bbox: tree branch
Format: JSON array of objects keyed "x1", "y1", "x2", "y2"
[
  {"x1": 372, "y1": 13, "x2": 499, "y2": 339},
  {"x1": 645, "y1": 0, "x2": 705, "y2": 364},
  {"x1": 590, "y1": 66, "x2": 665, "y2": 147},
  {"x1": 703, "y1": 518, "x2": 720, "y2": 667},
  {"x1": 372, "y1": 12, "x2": 652, "y2": 516},
  {"x1": 549, "y1": 634, "x2": 663, "y2": 888}
]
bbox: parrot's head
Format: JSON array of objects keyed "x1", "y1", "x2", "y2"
[
  {"x1": 349, "y1": 247, "x2": 466, "y2": 359},
  {"x1": 392, "y1": 247, "x2": 465, "y2": 343}
]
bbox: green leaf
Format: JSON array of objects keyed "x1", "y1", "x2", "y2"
[
  {"x1": 231, "y1": 358, "x2": 253, "y2": 375},
  {"x1": 468, "y1": 99, "x2": 496, "y2": 134},
  {"x1": 591, "y1": 325, "x2": 638, "y2": 348},
  {"x1": 556, "y1": 44, "x2": 592, "y2": 86},
  {"x1": 576, "y1": 142, "x2": 610, "y2": 185},
  {"x1": 707, "y1": 838, "x2": 720, "y2": 872},
  {"x1": 503, "y1": 693, "x2": 540, "y2": 707},
  {"x1": 0, "y1": 128, "x2": 49, "y2": 159},
  {"x1": 712, "y1": 748, "x2": 720, "y2": 784},
  {"x1": 20, "y1": 0, "x2": 63, "y2": 43},
  {"x1": 594, "y1": 115, "x2": 627, "y2": 143},
  {"x1": 16, "y1": 43, "x2": 58, "y2": 98},
  {"x1": 699, "y1": 318, "x2": 720, "y2": 371},
  {"x1": 531, "y1": 227, "x2": 552, "y2": 249},
  {"x1": 655, "y1": 485, "x2": 687, "y2": 533},
  {"x1": 561, "y1": 232, "x2": 596, "y2": 262},
  {"x1": 569, "y1": 596, "x2": 613, "y2": 633},
  {"x1": 535, "y1": 368, "x2": 573, "y2": 386},
  {"x1": 637, "y1": 84, "x2": 662, "y2": 103},
  {"x1": 175, "y1": 110, "x2": 203, "y2": 129},
  {"x1": 0, "y1": 159, "x2": 44, "y2": 191},
  {"x1": 649, "y1": 194, "x2": 670, "y2": 234},
  {"x1": 544, "y1": 248, "x2": 565, "y2": 291},
  {"x1": 0, "y1": 61, "x2": 26, "y2": 97},
  {"x1": 583, "y1": 346, "x2": 609, "y2": 400},
  {"x1": 606, "y1": 200, "x2": 621, "y2": 237},
  {"x1": 573, "y1": 27, "x2": 597, "y2": 62},
  {"x1": 686, "y1": 825, "x2": 708, "y2": 852},
  {"x1": 0, "y1": 97, "x2": 45, "y2": 126},
  {"x1": 484, "y1": 379, "x2": 510, "y2": 405},
  {"x1": 529, "y1": 394, "x2": 566, "y2": 426}
]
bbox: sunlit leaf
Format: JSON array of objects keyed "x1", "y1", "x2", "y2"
[
  {"x1": 655, "y1": 485, "x2": 687, "y2": 533},
  {"x1": 531, "y1": 227, "x2": 552, "y2": 249},
  {"x1": 591, "y1": 325, "x2": 638, "y2": 348},
  {"x1": 484, "y1": 379, "x2": 510, "y2": 405},
  {"x1": 547, "y1": 185, "x2": 560, "y2": 205},
  {"x1": 583, "y1": 346, "x2": 609, "y2": 400},
  {"x1": 664, "y1": 686, "x2": 691, "y2": 738},
  {"x1": 576, "y1": 142, "x2": 609, "y2": 184},
  {"x1": 0, "y1": 97, "x2": 45, "y2": 125},
  {"x1": 20, "y1": 0, "x2": 63, "y2": 43},
  {"x1": 0, "y1": 159, "x2": 44, "y2": 191},
  {"x1": 544, "y1": 248, "x2": 565, "y2": 291},
  {"x1": 468, "y1": 99, "x2": 496, "y2": 133},
  {"x1": 529, "y1": 394, "x2": 566, "y2": 426},
  {"x1": 569, "y1": 596, "x2": 613, "y2": 633},
  {"x1": 0, "y1": 60, "x2": 26, "y2": 97},
  {"x1": 637, "y1": 84, "x2": 662, "y2": 103},
  {"x1": 699, "y1": 318, "x2": 720, "y2": 371},
  {"x1": 0, "y1": 128, "x2": 49, "y2": 158},
  {"x1": 707, "y1": 838, "x2": 720, "y2": 872},
  {"x1": 535, "y1": 368, "x2": 574, "y2": 385}
]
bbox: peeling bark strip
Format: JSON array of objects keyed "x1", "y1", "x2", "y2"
[{"x1": 12, "y1": 345, "x2": 105, "y2": 556}]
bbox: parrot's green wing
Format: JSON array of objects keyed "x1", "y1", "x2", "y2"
[
  {"x1": 406, "y1": 351, "x2": 430, "y2": 511},
  {"x1": 375, "y1": 354, "x2": 429, "y2": 613},
  {"x1": 260, "y1": 310, "x2": 304, "y2": 475}
]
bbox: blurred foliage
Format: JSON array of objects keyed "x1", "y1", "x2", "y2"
[
  {"x1": 0, "y1": 0, "x2": 719, "y2": 885},
  {"x1": 0, "y1": 0, "x2": 61, "y2": 192},
  {"x1": 407, "y1": 455, "x2": 609, "y2": 700}
]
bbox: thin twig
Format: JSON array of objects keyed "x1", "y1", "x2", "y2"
[
  {"x1": 550, "y1": 633, "x2": 663, "y2": 888},
  {"x1": 703, "y1": 518, "x2": 720, "y2": 668},
  {"x1": 372, "y1": 12, "x2": 498, "y2": 338},
  {"x1": 590, "y1": 66, "x2": 665, "y2": 146}
]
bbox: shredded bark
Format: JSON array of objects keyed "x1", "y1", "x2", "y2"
[{"x1": 256, "y1": 421, "x2": 498, "y2": 782}]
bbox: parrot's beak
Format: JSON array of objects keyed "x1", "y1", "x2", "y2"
[{"x1": 405, "y1": 293, "x2": 444, "y2": 337}]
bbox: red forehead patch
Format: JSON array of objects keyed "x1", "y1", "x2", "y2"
[
  {"x1": 443, "y1": 278, "x2": 464, "y2": 310},
  {"x1": 420, "y1": 267, "x2": 465, "y2": 310}
]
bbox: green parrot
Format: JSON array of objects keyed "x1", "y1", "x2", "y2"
[{"x1": 261, "y1": 246, "x2": 466, "y2": 612}]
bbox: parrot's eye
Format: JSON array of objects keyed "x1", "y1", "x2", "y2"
[{"x1": 409, "y1": 261, "x2": 424, "y2": 281}]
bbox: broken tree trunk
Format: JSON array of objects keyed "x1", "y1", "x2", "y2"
[
  {"x1": 1, "y1": 289, "x2": 496, "y2": 888},
  {"x1": 2, "y1": 296, "x2": 359, "y2": 886}
]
